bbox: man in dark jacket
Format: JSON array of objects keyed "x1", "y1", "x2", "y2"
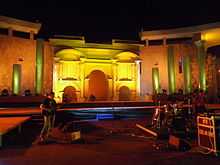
[{"x1": 40, "y1": 92, "x2": 57, "y2": 142}]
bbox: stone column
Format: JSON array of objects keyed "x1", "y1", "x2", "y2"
[
  {"x1": 30, "y1": 31, "x2": 34, "y2": 40},
  {"x1": 8, "y1": 27, "x2": 13, "y2": 37},
  {"x1": 112, "y1": 61, "x2": 118, "y2": 100},
  {"x1": 35, "y1": 39, "x2": 44, "y2": 95},
  {"x1": 145, "y1": 40, "x2": 149, "y2": 47},
  {"x1": 163, "y1": 38, "x2": 167, "y2": 46},
  {"x1": 167, "y1": 45, "x2": 176, "y2": 94},
  {"x1": 116, "y1": 62, "x2": 120, "y2": 100},
  {"x1": 206, "y1": 54, "x2": 218, "y2": 103},
  {"x1": 183, "y1": 55, "x2": 192, "y2": 94},
  {"x1": 53, "y1": 57, "x2": 60, "y2": 100},
  {"x1": 195, "y1": 40, "x2": 206, "y2": 91},
  {"x1": 79, "y1": 60, "x2": 85, "y2": 102},
  {"x1": 152, "y1": 67, "x2": 160, "y2": 94},
  {"x1": 135, "y1": 60, "x2": 141, "y2": 99}
]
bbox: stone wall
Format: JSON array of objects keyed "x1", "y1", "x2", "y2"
[
  {"x1": 173, "y1": 44, "x2": 184, "y2": 91},
  {"x1": 140, "y1": 45, "x2": 168, "y2": 95},
  {"x1": 42, "y1": 41, "x2": 54, "y2": 95},
  {"x1": 0, "y1": 35, "x2": 54, "y2": 95},
  {"x1": 140, "y1": 44, "x2": 197, "y2": 96},
  {"x1": 206, "y1": 53, "x2": 218, "y2": 102},
  {"x1": 190, "y1": 44, "x2": 200, "y2": 90},
  {"x1": 178, "y1": 44, "x2": 197, "y2": 92},
  {"x1": 0, "y1": 35, "x2": 36, "y2": 95}
]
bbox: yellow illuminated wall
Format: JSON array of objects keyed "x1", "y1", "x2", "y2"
[
  {"x1": 53, "y1": 49, "x2": 140, "y2": 102},
  {"x1": 201, "y1": 29, "x2": 220, "y2": 49},
  {"x1": 118, "y1": 63, "x2": 132, "y2": 80},
  {"x1": 60, "y1": 61, "x2": 80, "y2": 79}
]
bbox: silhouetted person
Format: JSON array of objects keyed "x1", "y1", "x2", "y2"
[
  {"x1": 40, "y1": 92, "x2": 57, "y2": 142},
  {"x1": 194, "y1": 89, "x2": 207, "y2": 115},
  {"x1": 159, "y1": 89, "x2": 168, "y2": 105},
  {"x1": 152, "y1": 89, "x2": 168, "y2": 128},
  {"x1": 176, "y1": 89, "x2": 185, "y2": 102},
  {"x1": 89, "y1": 94, "x2": 96, "y2": 101},
  {"x1": 24, "y1": 89, "x2": 32, "y2": 96},
  {"x1": 1, "y1": 89, "x2": 9, "y2": 96},
  {"x1": 62, "y1": 93, "x2": 68, "y2": 103}
]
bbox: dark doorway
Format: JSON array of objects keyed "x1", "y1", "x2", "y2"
[
  {"x1": 63, "y1": 86, "x2": 77, "y2": 103},
  {"x1": 119, "y1": 86, "x2": 131, "y2": 101}
]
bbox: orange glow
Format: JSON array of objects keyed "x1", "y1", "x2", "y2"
[
  {"x1": 53, "y1": 49, "x2": 139, "y2": 101},
  {"x1": 201, "y1": 29, "x2": 220, "y2": 48},
  {"x1": 88, "y1": 70, "x2": 108, "y2": 100}
]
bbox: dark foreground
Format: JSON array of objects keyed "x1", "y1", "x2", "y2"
[{"x1": 0, "y1": 116, "x2": 220, "y2": 165}]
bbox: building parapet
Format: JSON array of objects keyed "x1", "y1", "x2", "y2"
[{"x1": 0, "y1": 16, "x2": 41, "y2": 34}]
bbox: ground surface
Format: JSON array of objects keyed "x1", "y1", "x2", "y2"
[{"x1": 0, "y1": 116, "x2": 220, "y2": 165}]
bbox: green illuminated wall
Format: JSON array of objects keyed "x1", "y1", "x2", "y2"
[
  {"x1": 35, "y1": 39, "x2": 44, "y2": 95},
  {"x1": 167, "y1": 46, "x2": 176, "y2": 94},
  {"x1": 195, "y1": 41, "x2": 206, "y2": 91},
  {"x1": 152, "y1": 67, "x2": 160, "y2": 94},
  {"x1": 12, "y1": 64, "x2": 21, "y2": 95},
  {"x1": 183, "y1": 55, "x2": 192, "y2": 93}
]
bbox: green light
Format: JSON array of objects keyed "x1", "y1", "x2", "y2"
[
  {"x1": 167, "y1": 46, "x2": 176, "y2": 94},
  {"x1": 183, "y1": 55, "x2": 192, "y2": 93},
  {"x1": 152, "y1": 67, "x2": 160, "y2": 94},
  {"x1": 195, "y1": 41, "x2": 206, "y2": 91},
  {"x1": 12, "y1": 64, "x2": 21, "y2": 95},
  {"x1": 35, "y1": 39, "x2": 44, "y2": 95}
]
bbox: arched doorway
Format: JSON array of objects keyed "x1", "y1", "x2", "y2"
[
  {"x1": 63, "y1": 86, "x2": 77, "y2": 103},
  {"x1": 88, "y1": 70, "x2": 108, "y2": 101},
  {"x1": 119, "y1": 86, "x2": 131, "y2": 101}
]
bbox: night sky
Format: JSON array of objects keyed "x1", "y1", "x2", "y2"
[{"x1": 1, "y1": 1, "x2": 220, "y2": 41}]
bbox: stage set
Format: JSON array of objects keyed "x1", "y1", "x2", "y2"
[
  {"x1": 1, "y1": 15, "x2": 220, "y2": 103},
  {"x1": 1, "y1": 16, "x2": 220, "y2": 155}
]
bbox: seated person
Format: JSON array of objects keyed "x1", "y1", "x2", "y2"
[
  {"x1": 24, "y1": 89, "x2": 32, "y2": 96},
  {"x1": 89, "y1": 94, "x2": 96, "y2": 101},
  {"x1": 1, "y1": 89, "x2": 9, "y2": 96},
  {"x1": 176, "y1": 89, "x2": 185, "y2": 102}
]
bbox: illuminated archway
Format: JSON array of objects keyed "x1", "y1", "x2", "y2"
[
  {"x1": 119, "y1": 86, "x2": 131, "y2": 101},
  {"x1": 63, "y1": 86, "x2": 77, "y2": 103},
  {"x1": 88, "y1": 70, "x2": 108, "y2": 101},
  {"x1": 53, "y1": 48, "x2": 139, "y2": 102}
]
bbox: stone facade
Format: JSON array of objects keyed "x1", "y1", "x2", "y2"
[
  {"x1": 0, "y1": 35, "x2": 36, "y2": 95},
  {"x1": 52, "y1": 46, "x2": 140, "y2": 102},
  {"x1": 1, "y1": 16, "x2": 220, "y2": 102},
  {"x1": 139, "y1": 45, "x2": 168, "y2": 95},
  {"x1": 42, "y1": 41, "x2": 54, "y2": 95},
  {"x1": 140, "y1": 43, "x2": 197, "y2": 95},
  {"x1": 0, "y1": 34, "x2": 53, "y2": 95}
]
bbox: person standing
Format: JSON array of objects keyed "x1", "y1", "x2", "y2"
[
  {"x1": 194, "y1": 89, "x2": 207, "y2": 115},
  {"x1": 50, "y1": 92, "x2": 57, "y2": 129},
  {"x1": 39, "y1": 92, "x2": 57, "y2": 142},
  {"x1": 159, "y1": 89, "x2": 168, "y2": 105}
]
